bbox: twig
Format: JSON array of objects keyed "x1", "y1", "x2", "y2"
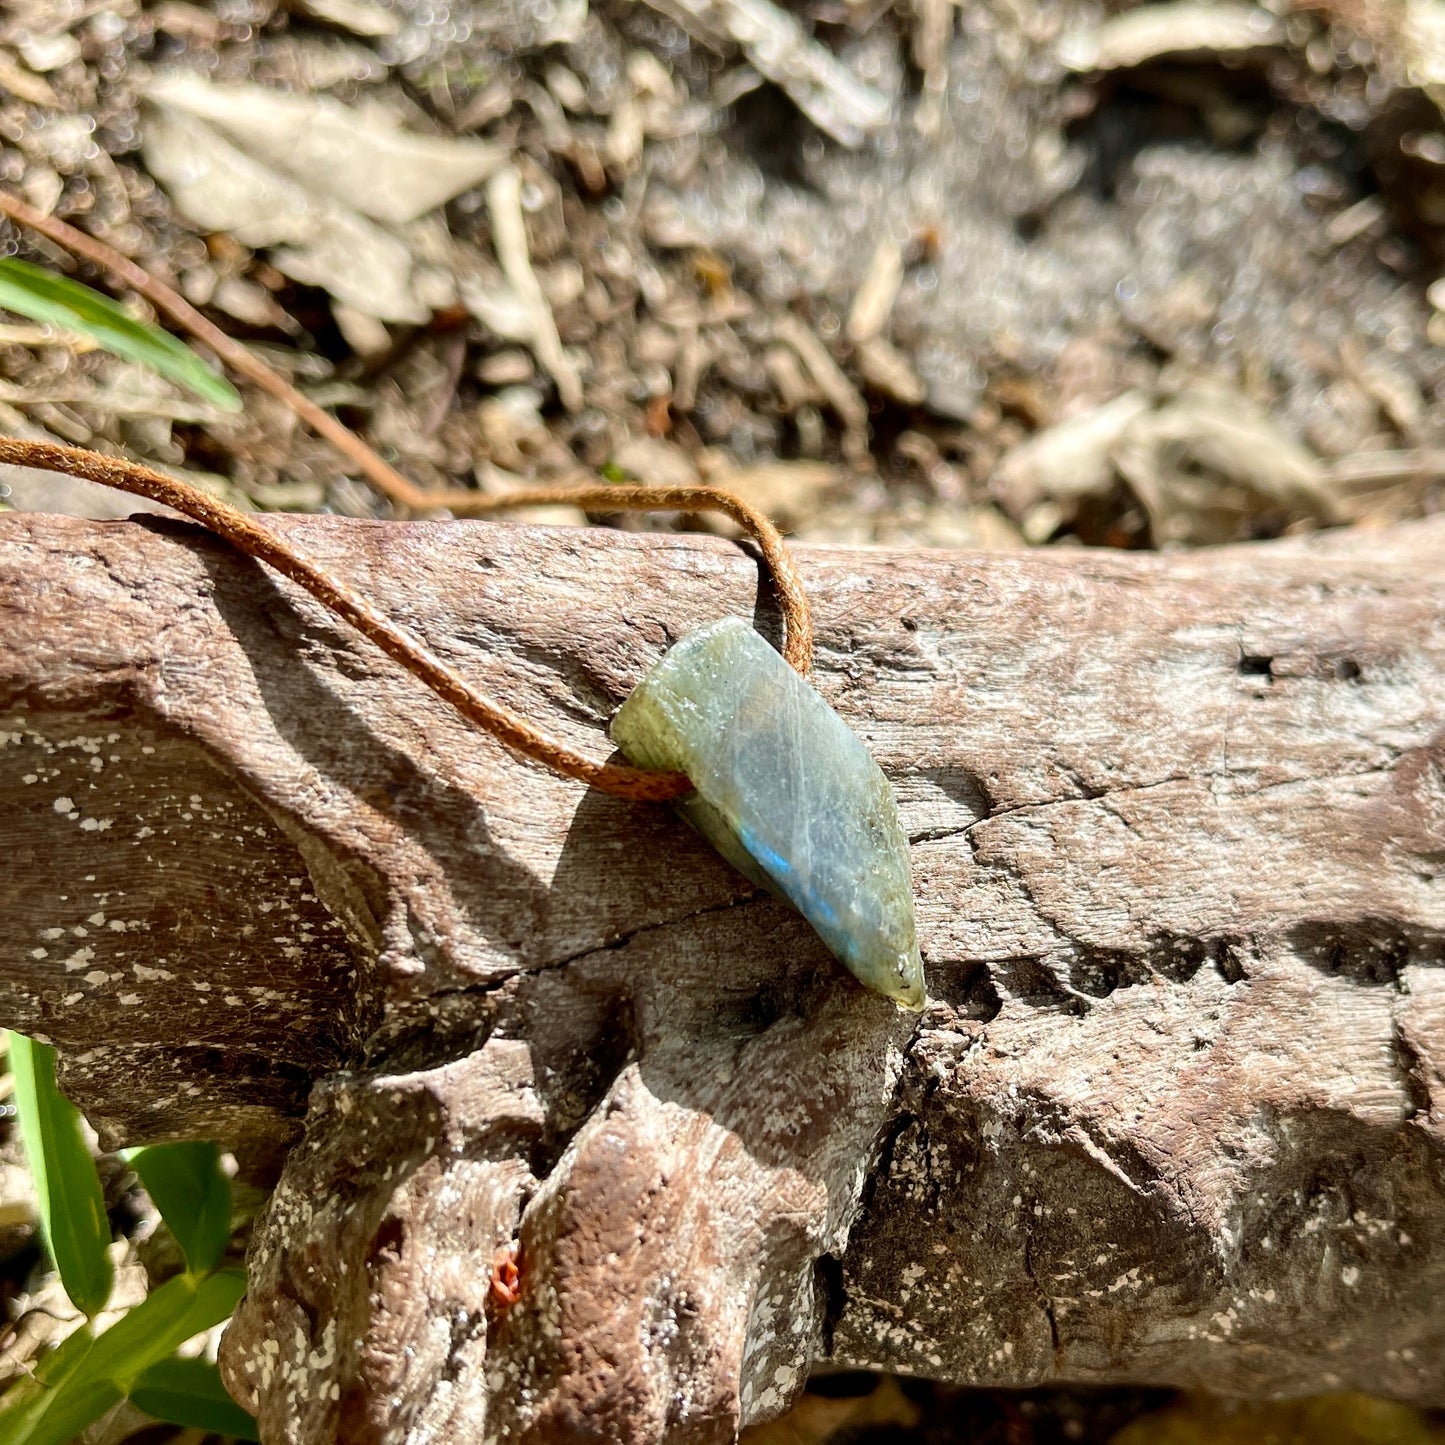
[
  {"x1": 1059, "y1": 3, "x2": 1284, "y2": 72},
  {"x1": 486, "y1": 166, "x2": 583, "y2": 412},
  {"x1": 846, "y1": 238, "x2": 904, "y2": 346},
  {"x1": 0, "y1": 190, "x2": 591, "y2": 520},
  {"x1": 0, "y1": 437, "x2": 814, "y2": 795},
  {"x1": 1325, "y1": 449, "x2": 1445, "y2": 489},
  {"x1": 910, "y1": 0, "x2": 957, "y2": 138},
  {"x1": 0, "y1": 189, "x2": 435, "y2": 512},
  {"x1": 640, "y1": 0, "x2": 890, "y2": 148},
  {"x1": 774, "y1": 312, "x2": 870, "y2": 465}
]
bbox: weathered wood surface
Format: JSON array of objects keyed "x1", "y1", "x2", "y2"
[{"x1": 1, "y1": 510, "x2": 1443, "y2": 1442}]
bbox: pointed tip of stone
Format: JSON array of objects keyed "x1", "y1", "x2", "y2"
[
  {"x1": 878, "y1": 950, "x2": 926, "y2": 1012},
  {"x1": 612, "y1": 617, "x2": 929, "y2": 1011}
]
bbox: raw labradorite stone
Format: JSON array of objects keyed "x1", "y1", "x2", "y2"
[{"x1": 610, "y1": 617, "x2": 925, "y2": 1011}]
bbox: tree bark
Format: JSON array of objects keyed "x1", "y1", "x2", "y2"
[{"x1": 1, "y1": 511, "x2": 1442, "y2": 1442}]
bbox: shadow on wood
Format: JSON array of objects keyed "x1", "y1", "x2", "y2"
[{"x1": 1, "y1": 512, "x2": 1443, "y2": 1442}]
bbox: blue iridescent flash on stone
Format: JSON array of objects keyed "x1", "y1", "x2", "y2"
[{"x1": 610, "y1": 617, "x2": 925, "y2": 1010}]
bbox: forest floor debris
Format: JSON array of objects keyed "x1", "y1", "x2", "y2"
[{"x1": 0, "y1": 0, "x2": 1441, "y2": 542}]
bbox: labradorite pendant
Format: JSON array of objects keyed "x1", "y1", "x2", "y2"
[{"x1": 610, "y1": 617, "x2": 925, "y2": 1011}]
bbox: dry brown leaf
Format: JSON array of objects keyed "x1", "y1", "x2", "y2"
[
  {"x1": 141, "y1": 73, "x2": 503, "y2": 325},
  {"x1": 146, "y1": 73, "x2": 503, "y2": 226},
  {"x1": 142, "y1": 105, "x2": 431, "y2": 324},
  {"x1": 1114, "y1": 388, "x2": 1338, "y2": 546},
  {"x1": 993, "y1": 388, "x2": 1338, "y2": 546},
  {"x1": 992, "y1": 390, "x2": 1150, "y2": 518}
]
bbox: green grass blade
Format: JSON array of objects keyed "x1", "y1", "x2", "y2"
[
  {"x1": 84, "y1": 1269, "x2": 248, "y2": 1391},
  {"x1": 130, "y1": 1357, "x2": 259, "y2": 1442},
  {"x1": 7, "y1": 1033, "x2": 113, "y2": 1317},
  {"x1": 0, "y1": 1270, "x2": 249, "y2": 1445},
  {"x1": 0, "y1": 258, "x2": 241, "y2": 411},
  {"x1": 0, "y1": 1327, "x2": 121, "y2": 1445},
  {"x1": 129, "y1": 1142, "x2": 232, "y2": 1276}
]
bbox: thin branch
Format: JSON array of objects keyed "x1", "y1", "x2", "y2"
[{"x1": 0, "y1": 189, "x2": 432, "y2": 511}]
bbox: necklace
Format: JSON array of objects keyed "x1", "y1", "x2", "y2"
[{"x1": 0, "y1": 435, "x2": 926, "y2": 1010}]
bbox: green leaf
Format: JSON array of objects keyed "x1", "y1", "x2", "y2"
[
  {"x1": 0, "y1": 258, "x2": 241, "y2": 412},
  {"x1": 131, "y1": 1357, "x2": 259, "y2": 1442},
  {"x1": 85, "y1": 1269, "x2": 248, "y2": 1391},
  {"x1": 0, "y1": 1325, "x2": 120, "y2": 1445},
  {"x1": 7, "y1": 1033, "x2": 113, "y2": 1318},
  {"x1": 129, "y1": 1142, "x2": 232, "y2": 1276},
  {"x1": 0, "y1": 1270, "x2": 248, "y2": 1445}
]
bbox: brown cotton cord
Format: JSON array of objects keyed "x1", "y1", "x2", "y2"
[
  {"x1": 457, "y1": 480, "x2": 812, "y2": 677},
  {"x1": 0, "y1": 436, "x2": 817, "y2": 800},
  {"x1": 0, "y1": 194, "x2": 813, "y2": 671},
  {"x1": 0, "y1": 187, "x2": 818, "y2": 671},
  {"x1": 0, "y1": 193, "x2": 814, "y2": 788}
]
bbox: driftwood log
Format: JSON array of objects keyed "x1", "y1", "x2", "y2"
[{"x1": 1, "y1": 509, "x2": 1443, "y2": 1442}]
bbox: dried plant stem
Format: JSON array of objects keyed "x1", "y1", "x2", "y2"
[
  {"x1": 0, "y1": 194, "x2": 813, "y2": 699},
  {"x1": 0, "y1": 189, "x2": 432, "y2": 509},
  {"x1": 0, "y1": 436, "x2": 693, "y2": 801}
]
